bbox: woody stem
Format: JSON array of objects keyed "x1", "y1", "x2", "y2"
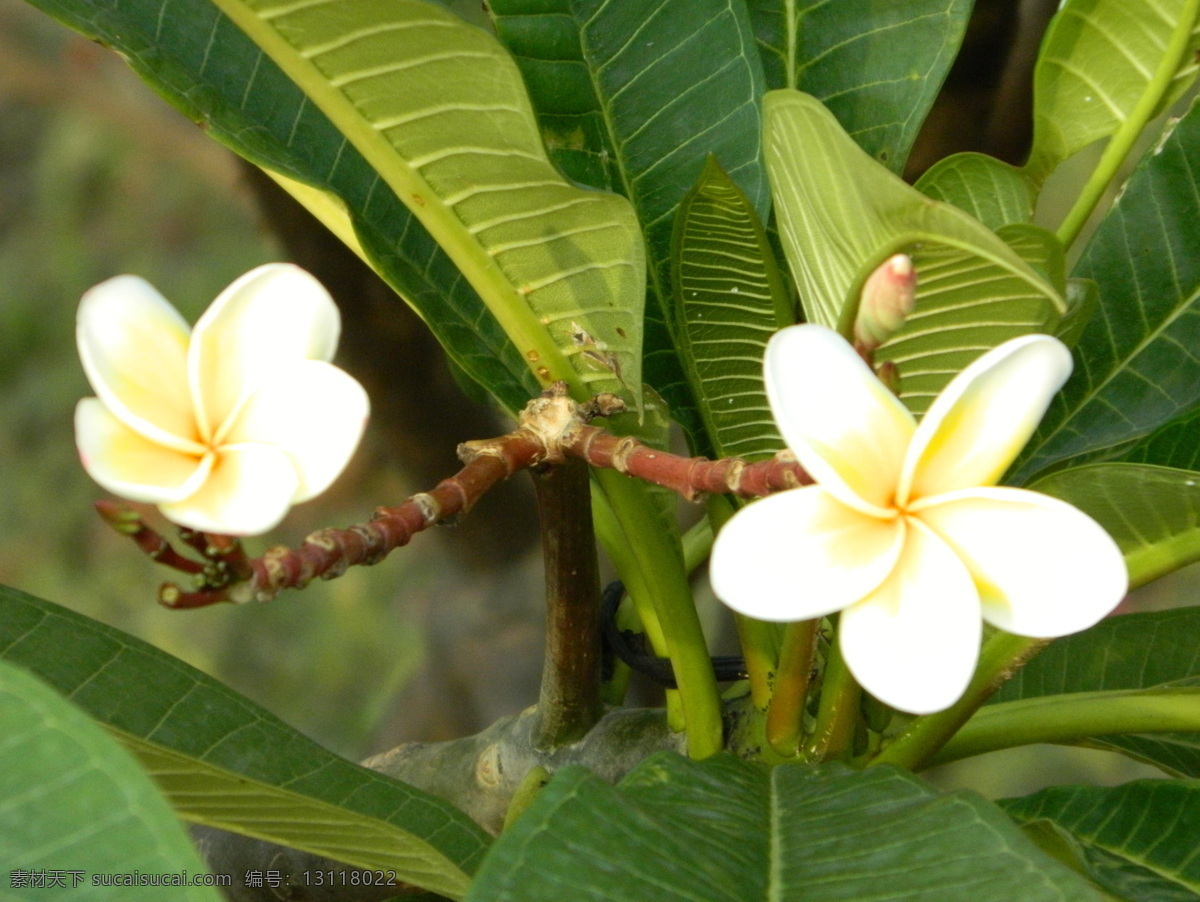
[{"x1": 531, "y1": 457, "x2": 604, "y2": 750}]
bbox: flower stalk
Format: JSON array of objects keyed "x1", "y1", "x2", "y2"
[
  {"x1": 868, "y1": 632, "x2": 1048, "y2": 770},
  {"x1": 709, "y1": 496, "x2": 776, "y2": 710},
  {"x1": 94, "y1": 500, "x2": 205, "y2": 575},
  {"x1": 765, "y1": 618, "x2": 819, "y2": 757},
  {"x1": 805, "y1": 623, "x2": 862, "y2": 762}
]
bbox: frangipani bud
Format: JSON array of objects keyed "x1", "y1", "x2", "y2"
[{"x1": 853, "y1": 254, "x2": 916, "y2": 351}]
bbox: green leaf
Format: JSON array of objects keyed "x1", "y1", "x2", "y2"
[
  {"x1": 489, "y1": 0, "x2": 768, "y2": 446},
  {"x1": 206, "y1": 0, "x2": 645, "y2": 409},
  {"x1": 26, "y1": 0, "x2": 538, "y2": 413},
  {"x1": 1026, "y1": 0, "x2": 1200, "y2": 181},
  {"x1": 1030, "y1": 462, "x2": 1200, "y2": 588},
  {"x1": 1020, "y1": 819, "x2": 1122, "y2": 900},
  {"x1": 1122, "y1": 403, "x2": 1200, "y2": 469},
  {"x1": 994, "y1": 609, "x2": 1200, "y2": 699},
  {"x1": 671, "y1": 158, "x2": 787, "y2": 461},
  {"x1": 745, "y1": 0, "x2": 974, "y2": 174},
  {"x1": 991, "y1": 607, "x2": 1200, "y2": 777},
  {"x1": 1002, "y1": 781, "x2": 1200, "y2": 899},
  {"x1": 0, "y1": 585, "x2": 490, "y2": 876},
  {"x1": 114, "y1": 731, "x2": 470, "y2": 899},
  {"x1": 1016, "y1": 95, "x2": 1200, "y2": 482},
  {"x1": 915, "y1": 153, "x2": 1037, "y2": 230},
  {"x1": 998, "y1": 223, "x2": 1068, "y2": 293},
  {"x1": 764, "y1": 90, "x2": 1065, "y2": 415},
  {"x1": 0, "y1": 659, "x2": 222, "y2": 901},
  {"x1": 468, "y1": 754, "x2": 1100, "y2": 901}
]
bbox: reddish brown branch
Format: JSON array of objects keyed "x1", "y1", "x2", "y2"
[
  {"x1": 98, "y1": 384, "x2": 811, "y2": 608},
  {"x1": 565, "y1": 426, "x2": 810, "y2": 500},
  {"x1": 95, "y1": 500, "x2": 205, "y2": 575},
  {"x1": 162, "y1": 432, "x2": 545, "y2": 607}
]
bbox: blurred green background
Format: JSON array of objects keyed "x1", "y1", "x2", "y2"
[{"x1": 0, "y1": 0, "x2": 1179, "y2": 796}]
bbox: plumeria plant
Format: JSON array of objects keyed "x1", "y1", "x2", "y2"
[{"x1": 4, "y1": 0, "x2": 1200, "y2": 899}]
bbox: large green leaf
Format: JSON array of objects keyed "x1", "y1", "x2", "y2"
[
  {"x1": 0, "y1": 585, "x2": 490, "y2": 877},
  {"x1": 1122, "y1": 403, "x2": 1200, "y2": 468},
  {"x1": 1030, "y1": 463, "x2": 1200, "y2": 588},
  {"x1": 206, "y1": 0, "x2": 645, "y2": 409},
  {"x1": 998, "y1": 223, "x2": 1068, "y2": 294},
  {"x1": 918, "y1": 0, "x2": 1200, "y2": 234},
  {"x1": 0, "y1": 659, "x2": 221, "y2": 901},
  {"x1": 26, "y1": 0, "x2": 540, "y2": 414},
  {"x1": 745, "y1": 0, "x2": 973, "y2": 174},
  {"x1": 116, "y1": 731, "x2": 470, "y2": 899},
  {"x1": 489, "y1": 0, "x2": 767, "y2": 446},
  {"x1": 467, "y1": 754, "x2": 1099, "y2": 901},
  {"x1": 1026, "y1": 0, "x2": 1200, "y2": 181},
  {"x1": 1002, "y1": 781, "x2": 1200, "y2": 899},
  {"x1": 1015, "y1": 94, "x2": 1200, "y2": 482},
  {"x1": 671, "y1": 158, "x2": 787, "y2": 461},
  {"x1": 764, "y1": 90, "x2": 1065, "y2": 415},
  {"x1": 916, "y1": 154, "x2": 1037, "y2": 231},
  {"x1": 990, "y1": 607, "x2": 1200, "y2": 777}
]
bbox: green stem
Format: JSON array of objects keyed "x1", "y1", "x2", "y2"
[
  {"x1": 1055, "y1": 0, "x2": 1200, "y2": 250},
  {"x1": 681, "y1": 515, "x2": 714, "y2": 573},
  {"x1": 590, "y1": 489, "x2": 667, "y2": 652},
  {"x1": 806, "y1": 624, "x2": 860, "y2": 761},
  {"x1": 705, "y1": 495, "x2": 778, "y2": 711},
  {"x1": 592, "y1": 470, "x2": 724, "y2": 759},
  {"x1": 589, "y1": 486, "x2": 679, "y2": 723},
  {"x1": 766, "y1": 619, "x2": 819, "y2": 756},
  {"x1": 870, "y1": 632, "x2": 1047, "y2": 771},
  {"x1": 930, "y1": 688, "x2": 1200, "y2": 767},
  {"x1": 735, "y1": 615, "x2": 779, "y2": 712}
]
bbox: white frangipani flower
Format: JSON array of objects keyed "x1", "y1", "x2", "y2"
[
  {"x1": 710, "y1": 324, "x2": 1127, "y2": 714},
  {"x1": 75, "y1": 263, "x2": 369, "y2": 536}
]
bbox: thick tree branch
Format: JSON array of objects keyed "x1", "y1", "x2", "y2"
[{"x1": 531, "y1": 457, "x2": 604, "y2": 749}]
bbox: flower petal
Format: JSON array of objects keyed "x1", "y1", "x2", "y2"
[
  {"x1": 840, "y1": 518, "x2": 981, "y2": 715},
  {"x1": 158, "y1": 443, "x2": 300, "y2": 536},
  {"x1": 898, "y1": 334, "x2": 1071, "y2": 503},
  {"x1": 76, "y1": 275, "x2": 203, "y2": 453},
  {"x1": 710, "y1": 486, "x2": 905, "y2": 622},
  {"x1": 915, "y1": 487, "x2": 1128, "y2": 638},
  {"x1": 222, "y1": 360, "x2": 369, "y2": 501},
  {"x1": 189, "y1": 264, "x2": 342, "y2": 438},
  {"x1": 75, "y1": 398, "x2": 211, "y2": 503},
  {"x1": 764, "y1": 324, "x2": 915, "y2": 516}
]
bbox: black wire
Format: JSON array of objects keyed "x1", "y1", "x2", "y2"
[{"x1": 600, "y1": 579, "x2": 747, "y2": 688}]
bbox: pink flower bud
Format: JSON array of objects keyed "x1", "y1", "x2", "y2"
[{"x1": 853, "y1": 254, "x2": 917, "y2": 351}]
